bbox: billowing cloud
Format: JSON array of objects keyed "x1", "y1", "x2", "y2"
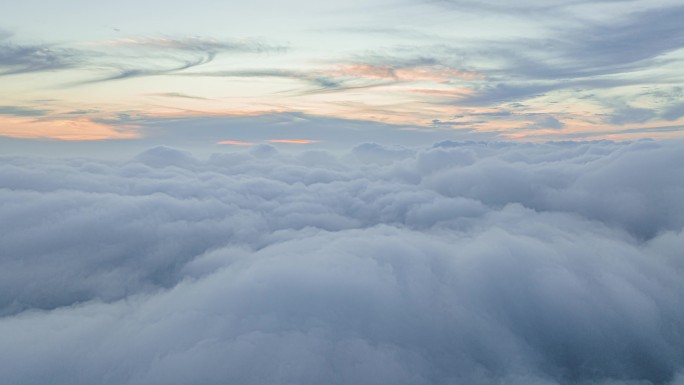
[{"x1": 1, "y1": 139, "x2": 683, "y2": 384}]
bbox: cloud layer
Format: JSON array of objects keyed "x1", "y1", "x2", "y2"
[{"x1": 1, "y1": 140, "x2": 683, "y2": 384}]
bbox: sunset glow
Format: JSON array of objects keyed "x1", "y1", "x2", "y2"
[{"x1": 2, "y1": 0, "x2": 682, "y2": 149}]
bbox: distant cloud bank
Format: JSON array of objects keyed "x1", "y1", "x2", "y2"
[{"x1": 1, "y1": 140, "x2": 683, "y2": 384}]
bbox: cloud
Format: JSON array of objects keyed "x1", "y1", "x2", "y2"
[
  {"x1": 0, "y1": 112, "x2": 499, "y2": 155},
  {"x1": 662, "y1": 103, "x2": 684, "y2": 121},
  {"x1": 456, "y1": 83, "x2": 557, "y2": 107},
  {"x1": 144, "y1": 92, "x2": 211, "y2": 100},
  {"x1": 0, "y1": 31, "x2": 285, "y2": 96},
  {"x1": 426, "y1": 0, "x2": 638, "y2": 15},
  {"x1": 529, "y1": 124, "x2": 684, "y2": 141},
  {"x1": 430, "y1": 1, "x2": 684, "y2": 79},
  {"x1": 1, "y1": 140, "x2": 683, "y2": 384},
  {"x1": 525, "y1": 115, "x2": 565, "y2": 130},
  {"x1": 182, "y1": 56, "x2": 478, "y2": 95},
  {"x1": 179, "y1": 68, "x2": 401, "y2": 95},
  {"x1": 0, "y1": 105, "x2": 51, "y2": 117},
  {"x1": 0, "y1": 33, "x2": 283, "y2": 85},
  {"x1": 410, "y1": 3, "x2": 684, "y2": 115},
  {"x1": 608, "y1": 104, "x2": 658, "y2": 125},
  {"x1": 109, "y1": 36, "x2": 281, "y2": 53},
  {"x1": 0, "y1": 41, "x2": 78, "y2": 76},
  {"x1": 180, "y1": 68, "x2": 345, "y2": 90},
  {"x1": 77, "y1": 37, "x2": 283, "y2": 84},
  {"x1": 110, "y1": 111, "x2": 496, "y2": 151},
  {"x1": 328, "y1": 63, "x2": 480, "y2": 82}
]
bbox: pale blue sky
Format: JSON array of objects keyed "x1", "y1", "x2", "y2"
[{"x1": 1, "y1": 0, "x2": 684, "y2": 153}]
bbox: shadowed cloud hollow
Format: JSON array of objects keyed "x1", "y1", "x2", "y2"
[{"x1": 1, "y1": 140, "x2": 683, "y2": 385}]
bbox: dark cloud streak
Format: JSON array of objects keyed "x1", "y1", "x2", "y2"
[
  {"x1": 0, "y1": 105, "x2": 51, "y2": 117},
  {"x1": 76, "y1": 37, "x2": 283, "y2": 84},
  {"x1": 419, "y1": 3, "x2": 684, "y2": 110},
  {"x1": 0, "y1": 42, "x2": 78, "y2": 76}
]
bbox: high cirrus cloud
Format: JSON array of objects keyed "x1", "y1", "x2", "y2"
[{"x1": 0, "y1": 140, "x2": 683, "y2": 385}]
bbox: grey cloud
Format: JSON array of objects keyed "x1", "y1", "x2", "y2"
[
  {"x1": 662, "y1": 103, "x2": 684, "y2": 121},
  {"x1": 0, "y1": 105, "x2": 50, "y2": 117},
  {"x1": 609, "y1": 104, "x2": 657, "y2": 125},
  {"x1": 430, "y1": 119, "x2": 483, "y2": 127},
  {"x1": 181, "y1": 69, "x2": 345, "y2": 90},
  {"x1": 117, "y1": 36, "x2": 282, "y2": 54},
  {"x1": 493, "y1": 4, "x2": 684, "y2": 80},
  {"x1": 114, "y1": 112, "x2": 494, "y2": 152},
  {"x1": 0, "y1": 112, "x2": 499, "y2": 160},
  {"x1": 0, "y1": 32, "x2": 283, "y2": 86},
  {"x1": 468, "y1": 111, "x2": 513, "y2": 117},
  {"x1": 570, "y1": 5, "x2": 684, "y2": 76},
  {"x1": 0, "y1": 42, "x2": 77, "y2": 76},
  {"x1": 428, "y1": 0, "x2": 638, "y2": 15},
  {"x1": 64, "y1": 108, "x2": 100, "y2": 115},
  {"x1": 357, "y1": 55, "x2": 441, "y2": 68},
  {"x1": 95, "y1": 37, "x2": 284, "y2": 82},
  {"x1": 616, "y1": 124, "x2": 684, "y2": 135},
  {"x1": 79, "y1": 37, "x2": 280, "y2": 84},
  {"x1": 456, "y1": 83, "x2": 557, "y2": 106},
  {"x1": 1, "y1": 140, "x2": 683, "y2": 384},
  {"x1": 183, "y1": 55, "x2": 472, "y2": 94},
  {"x1": 431, "y1": 0, "x2": 684, "y2": 77},
  {"x1": 526, "y1": 115, "x2": 565, "y2": 130},
  {"x1": 181, "y1": 68, "x2": 406, "y2": 95},
  {"x1": 351, "y1": 142, "x2": 416, "y2": 164},
  {"x1": 81, "y1": 56, "x2": 214, "y2": 83},
  {"x1": 145, "y1": 92, "x2": 211, "y2": 100},
  {"x1": 429, "y1": 3, "x2": 684, "y2": 109},
  {"x1": 0, "y1": 34, "x2": 283, "y2": 85},
  {"x1": 527, "y1": 124, "x2": 684, "y2": 141},
  {"x1": 329, "y1": 26, "x2": 442, "y2": 41}
]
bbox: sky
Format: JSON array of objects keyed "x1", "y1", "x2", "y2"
[{"x1": 2, "y1": 0, "x2": 684, "y2": 154}]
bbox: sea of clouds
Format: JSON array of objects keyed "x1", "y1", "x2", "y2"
[{"x1": 1, "y1": 139, "x2": 683, "y2": 385}]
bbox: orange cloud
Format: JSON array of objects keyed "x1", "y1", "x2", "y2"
[{"x1": 0, "y1": 116, "x2": 139, "y2": 141}]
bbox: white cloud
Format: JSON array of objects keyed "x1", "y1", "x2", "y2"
[{"x1": 1, "y1": 140, "x2": 683, "y2": 384}]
